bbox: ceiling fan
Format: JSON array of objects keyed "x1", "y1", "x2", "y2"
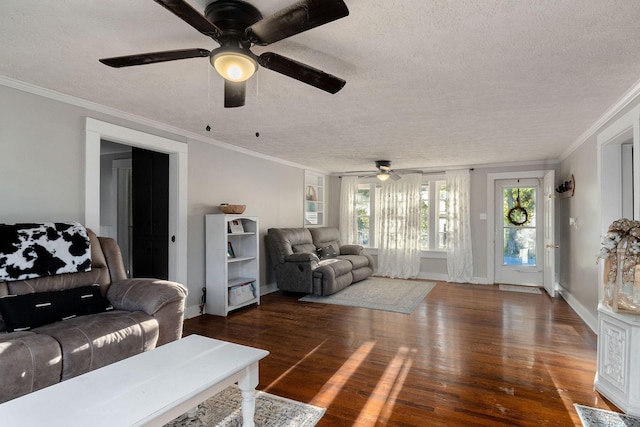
[
  {"x1": 346, "y1": 160, "x2": 423, "y2": 181},
  {"x1": 99, "y1": 0, "x2": 349, "y2": 108}
]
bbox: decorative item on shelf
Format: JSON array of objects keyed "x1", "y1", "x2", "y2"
[
  {"x1": 597, "y1": 218, "x2": 640, "y2": 314},
  {"x1": 227, "y1": 242, "x2": 236, "y2": 258},
  {"x1": 555, "y1": 174, "x2": 574, "y2": 198},
  {"x1": 228, "y1": 219, "x2": 244, "y2": 233},
  {"x1": 228, "y1": 281, "x2": 255, "y2": 306},
  {"x1": 306, "y1": 185, "x2": 318, "y2": 201},
  {"x1": 219, "y1": 204, "x2": 246, "y2": 214}
]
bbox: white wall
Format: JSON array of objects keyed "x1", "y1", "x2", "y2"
[
  {"x1": 558, "y1": 98, "x2": 640, "y2": 330},
  {"x1": 0, "y1": 83, "x2": 309, "y2": 314},
  {"x1": 186, "y1": 139, "x2": 303, "y2": 306},
  {"x1": 0, "y1": 86, "x2": 87, "y2": 222}
]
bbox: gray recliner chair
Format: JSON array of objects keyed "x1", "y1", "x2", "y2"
[{"x1": 266, "y1": 227, "x2": 376, "y2": 296}]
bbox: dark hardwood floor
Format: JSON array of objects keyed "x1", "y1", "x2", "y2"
[{"x1": 183, "y1": 282, "x2": 614, "y2": 426}]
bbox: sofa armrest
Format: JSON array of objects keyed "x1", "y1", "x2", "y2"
[
  {"x1": 285, "y1": 252, "x2": 320, "y2": 263},
  {"x1": 339, "y1": 245, "x2": 363, "y2": 255},
  {"x1": 107, "y1": 278, "x2": 187, "y2": 346}
]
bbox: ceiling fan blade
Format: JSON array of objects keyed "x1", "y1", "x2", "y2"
[
  {"x1": 390, "y1": 171, "x2": 402, "y2": 181},
  {"x1": 247, "y1": 0, "x2": 349, "y2": 45},
  {"x1": 258, "y1": 52, "x2": 345, "y2": 94},
  {"x1": 99, "y1": 48, "x2": 210, "y2": 68},
  {"x1": 153, "y1": 0, "x2": 221, "y2": 38},
  {"x1": 224, "y1": 80, "x2": 246, "y2": 108}
]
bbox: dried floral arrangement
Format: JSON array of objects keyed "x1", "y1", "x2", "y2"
[{"x1": 597, "y1": 218, "x2": 640, "y2": 313}]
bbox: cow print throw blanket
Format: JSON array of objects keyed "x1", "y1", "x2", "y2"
[{"x1": 0, "y1": 222, "x2": 91, "y2": 282}]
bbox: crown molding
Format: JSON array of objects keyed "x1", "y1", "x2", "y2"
[
  {"x1": 559, "y1": 77, "x2": 640, "y2": 161},
  {"x1": 0, "y1": 75, "x2": 328, "y2": 174}
]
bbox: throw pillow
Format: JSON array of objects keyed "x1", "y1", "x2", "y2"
[
  {"x1": 317, "y1": 245, "x2": 337, "y2": 260},
  {"x1": 0, "y1": 285, "x2": 113, "y2": 332}
]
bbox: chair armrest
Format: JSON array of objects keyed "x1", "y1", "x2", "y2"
[
  {"x1": 339, "y1": 245, "x2": 363, "y2": 255},
  {"x1": 285, "y1": 252, "x2": 320, "y2": 263},
  {"x1": 107, "y1": 278, "x2": 187, "y2": 315},
  {"x1": 107, "y1": 278, "x2": 187, "y2": 346}
]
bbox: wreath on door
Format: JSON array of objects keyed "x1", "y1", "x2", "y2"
[{"x1": 507, "y1": 188, "x2": 529, "y2": 226}]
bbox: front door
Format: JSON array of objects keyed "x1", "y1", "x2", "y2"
[{"x1": 494, "y1": 178, "x2": 543, "y2": 286}]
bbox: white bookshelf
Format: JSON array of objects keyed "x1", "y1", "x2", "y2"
[{"x1": 205, "y1": 214, "x2": 260, "y2": 316}]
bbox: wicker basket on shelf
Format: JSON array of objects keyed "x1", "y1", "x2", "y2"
[{"x1": 219, "y1": 204, "x2": 246, "y2": 214}]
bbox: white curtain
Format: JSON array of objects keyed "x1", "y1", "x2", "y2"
[
  {"x1": 377, "y1": 173, "x2": 422, "y2": 279},
  {"x1": 339, "y1": 176, "x2": 359, "y2": 244},
  {"x1": 446, "y1": 169, "x2": 473, "y2": 283}
]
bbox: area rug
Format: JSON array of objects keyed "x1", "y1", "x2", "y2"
[
  {"x1": 164, "y1": 385, "x2": 325, "y2": 427},
  {"x1": 575, "y1": 404, "x2": 640, "y2": 427},
  {"x1": 498, "y1": 284, "x2": 542, "y2": 294},
  {"x1": 299, "y1": 277, "x2": 436, "y2": 314}
]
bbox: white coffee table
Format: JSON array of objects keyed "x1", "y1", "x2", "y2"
[{"x1": 0, "y1": 334, "x2": 269, "y2": 427}]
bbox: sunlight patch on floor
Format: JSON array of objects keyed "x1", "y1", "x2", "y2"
[
  {"x1": 355, "y1": 346, "x2": 417, "y2": 426},
  {"x1": 310, "y1": 341, "x2": 376, "y2": 408},
  {"x1": 263, "y1": 338, "x2": 328, "y2": 393}
]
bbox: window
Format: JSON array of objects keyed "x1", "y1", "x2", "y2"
[
  {"x1": 356, "y1": 186, "x2": 371, "y2": 245},
  {"x1": 357, "y1": 177, "x2": 447, "y2": 251},
  {"x1": 419, "y1": 181, "x2": 447, "y2": 251}
]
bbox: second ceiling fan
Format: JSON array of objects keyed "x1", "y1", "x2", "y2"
[
  {"x1": 346, "y1": 161, "x2": 423, "y2": 181},
  {"x1": 99, "y1": 0, "x2": 349, "y2": 108}
]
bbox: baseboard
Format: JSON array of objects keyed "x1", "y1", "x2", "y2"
[
  {"x1": 184, "y1": 283, "x2": 279, "y2": 319},
  {"x1": 416, "y1": 272, "x2": 448, "y2": 282},
  {"x1": 558, "y1": 285, "x2": 598, "y2": 334},
  {"x1": 416, "y1": 272, "x2": 492, "y2": 285},
  {"x1": 261, "y1": 282, "x2": 279, "y2": 295},
  {"x1": 184, "y1": 304, "x2": 202, "y2": 320}
]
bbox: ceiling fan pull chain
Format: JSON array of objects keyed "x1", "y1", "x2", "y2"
[
  {"x1": 206, "y1": 61, "x2": 213, "y2": 132},
  {"x1": 255, "y1": 71, "x2": 261, "y2": 138}
]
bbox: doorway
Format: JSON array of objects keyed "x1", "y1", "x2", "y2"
[
  {"x1": 494, "y1": 178, "x2": 543, "y2": 286},
  {"x1": 487, "y1": 170, "x2": 554, "y2": 288},
  {"x1": 100, "y1": 143, "x2": 170, "y2": 279},
  {"x1": 85, "y1": 118, "x2": 188, "y2": 286}
]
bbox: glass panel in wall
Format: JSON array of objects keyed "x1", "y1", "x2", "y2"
[
  {"x1": 502, "y1": 186, "x2": 537, "y2": 266},
  {"x1": 357, "y1": 186, "x2": 371, "y2": 246}
]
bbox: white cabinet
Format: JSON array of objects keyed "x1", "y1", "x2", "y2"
[
  {"x1": 595, "y1": 303, "x2": 640, "y2": 416},
  {"x1": 205, "y1": 215, "x2": 260, "y2": 316}
]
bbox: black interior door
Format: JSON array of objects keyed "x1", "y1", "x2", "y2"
[{"x1": 132, "y1": 147, "x2": 169, "y2": 279}]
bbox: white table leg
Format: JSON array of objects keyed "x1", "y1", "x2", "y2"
[{"x1": 237, "y1": 363, "x2": 260, "y2": 427}]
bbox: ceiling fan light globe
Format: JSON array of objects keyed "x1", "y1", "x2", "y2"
[
  {"x1": 377, "y1": 171, "x2": 390, "y2": 181},
  {"x1": 212, "y1": 52, "x2": 256, "y2": 82}
]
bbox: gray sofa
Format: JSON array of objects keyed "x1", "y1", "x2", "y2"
[
  {"x1": 0, "y1": 227, "x2": 187, "y2": 403},
  {"x1": 266, "y1": 227, "x2": 376, "y2": 296}
]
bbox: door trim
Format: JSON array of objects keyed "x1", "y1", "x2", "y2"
[
  {"x1": 84, "y1": 118, "x2": 188, "y2": 285},
  {"x1": 596, "y1": 105, "x2": 640, "y2": 303},
  {"x1": 486, "y1": 170, "x2": 549, "y2": 285}
]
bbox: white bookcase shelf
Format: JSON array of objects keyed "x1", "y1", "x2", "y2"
[{"x1": 205, "y1": 214, "x2": 260, "y2": 316}]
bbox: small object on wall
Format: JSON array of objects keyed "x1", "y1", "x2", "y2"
[
  {"x1": 556, "y1": 175, "x2": 574, "y2": 198},
  {"x1": 219, "y1": 204, "x2": 246, "y2": 214}
]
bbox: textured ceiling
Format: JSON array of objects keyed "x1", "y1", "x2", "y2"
[{"x1": 2, "y1": 1, "x2": 640, "y2": 174}]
